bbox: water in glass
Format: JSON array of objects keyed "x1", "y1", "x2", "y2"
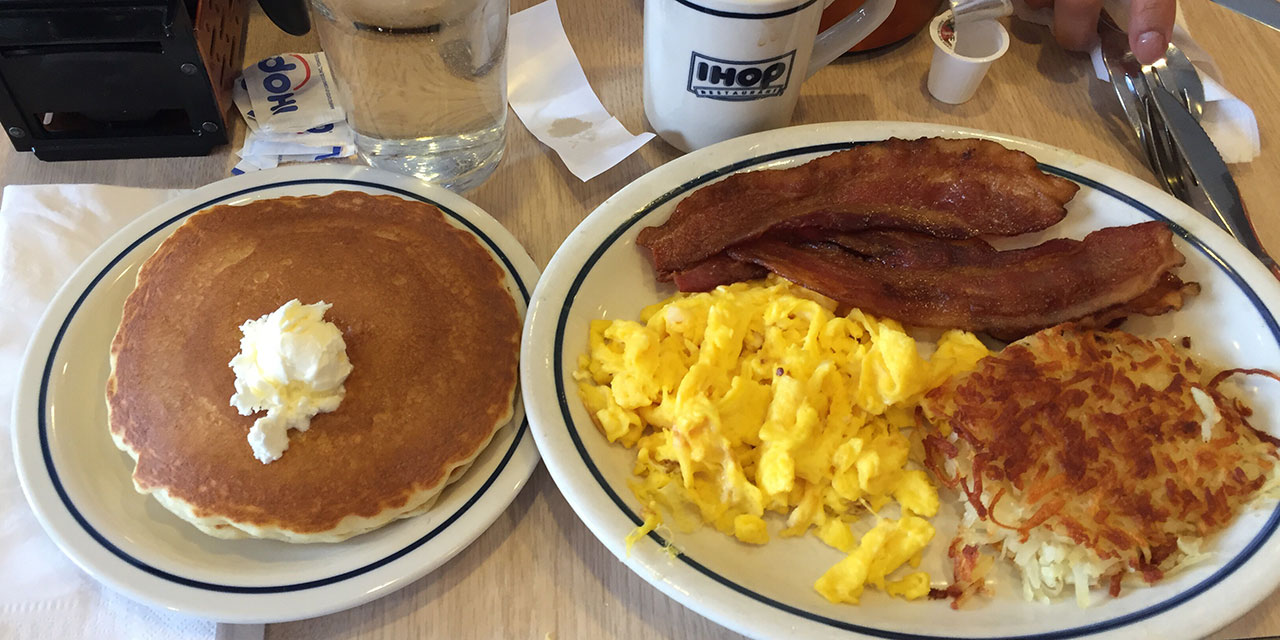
[{"x1": 311, "y1": 0, "x2": 508, "y2": 191}]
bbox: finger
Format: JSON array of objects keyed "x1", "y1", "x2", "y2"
[
  {"x1": 1128, "y1": 0, "x2": 1176, "y2": 64},
  {"x1": 1025, "y1": 0, "x2": 1053, "y2": 9},
  {"x1": 1052, "y1": 0, "x2": 1104, "y2": 51}
]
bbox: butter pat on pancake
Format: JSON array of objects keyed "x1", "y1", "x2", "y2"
[
  {"x1": 229, "y1": 298, "x2": 354, "y2": 464},
  {"x1": 106, "y1": 191, "x2": 521, "y2": 543}
]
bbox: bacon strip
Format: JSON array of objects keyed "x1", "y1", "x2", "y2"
[
  {"x1": 726, "y1": 222, "x2": 1187, "y2": 339},
  {"x1": 668, "y1": 228, "x2": 996, "y2": 292},
  {"x1": 670, "y1": 254, "x2": 767, "y2": 292},
  {"x1": 1072, "y1": 273, "x2": 1200, "y2": 334},
  {"x1": 636, "y1": 137, "x2": 1079, "y2": 276}
]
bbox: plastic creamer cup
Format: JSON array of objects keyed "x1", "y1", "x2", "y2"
[{"x1": 927, "y1": 10, "x2": 1010, "y2": 105}]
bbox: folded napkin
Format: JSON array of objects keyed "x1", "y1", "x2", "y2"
[
  {"x1": 1013, "y1": 0, "x2": 1261, "y2": 163},
  {"x1": 0, "y1": 184, "x2": 264, "y2": 640}
]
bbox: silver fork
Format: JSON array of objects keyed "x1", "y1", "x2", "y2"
[
  {"x1": 1142, "y1": 40, "x2": 1209, "y2": 203},
  {"x1": 1150, "y1": 43, "x2": 1206, "y2": 121},
  {"x1": 1139, "y1": 64, "x2": 1192, "y2": 200},
  {"x1": 1097, "y1": 17, "x2": 1163, "y2": 172},
  {"x1": 1098, "y1": 15, "x2": 1199, "y2": 199}
]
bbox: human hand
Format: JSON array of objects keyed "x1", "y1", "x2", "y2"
[{"x1": 1024, "y1": 0, "x2": 1176, "y2": 64}]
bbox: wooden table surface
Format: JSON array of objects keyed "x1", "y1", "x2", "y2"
[{"x1": 5, "y1": 1, "x2": 1280, "y2": 638}]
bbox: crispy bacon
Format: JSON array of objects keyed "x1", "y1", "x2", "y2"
[
  {"x1": 636, "y1": 137, "x2": 1079, "y2": 276},
  {"x1": 726, "y1": 222, "x2": 1187, "y2": 339},
  {"x1": 672, "y1": 227, "x2": 999, "y2": 291},
  {"x1": 668, "y1": 227, "x2": 999, "y2": 292},
  {"x1": 821, "y1": 229, "x2": 998, "y2": 266},
  {"x1": 670, "y1": 254, "x2": 767, "y2": 292},
  {"x1": 1074, "y1": 273, "x2": 1201, "y2": 333}
]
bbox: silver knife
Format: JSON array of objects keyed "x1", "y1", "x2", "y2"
[
  {"x1": 1148, "y1": 85, "x2": 1280, "y2": 276},
  {"x1": 1213, "y1": 0, "x2": 1280, "y2": 32}
]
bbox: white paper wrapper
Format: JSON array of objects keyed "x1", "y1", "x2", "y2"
[
  {"x1": 508, "y1": 0, "x2": 655, "y2": 181},
  {"x1": 240, "y1": 128, "x2": 355, "y2": 158},
  {"x1": 232, "y1": 155, "x2": 280, "y2": 175},
  {"x1": 248, "y1": 121, "x2": 355, "y2": 146},
  {"x1": 233, "y1": 78, "x2": 259, "y2": 132}
]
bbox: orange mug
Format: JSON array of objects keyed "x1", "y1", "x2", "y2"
[{"x1": 820, "y1": 0, "x2": 943, "y2": 52}]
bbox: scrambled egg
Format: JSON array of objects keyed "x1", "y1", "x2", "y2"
[{"x1": 574, "y1": 277, "x2": 989, "y2": 604}]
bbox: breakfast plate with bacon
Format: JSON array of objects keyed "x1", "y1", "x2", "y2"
[{"x1": 520, "y1": 121, "x2": 1280, "y2": 640}]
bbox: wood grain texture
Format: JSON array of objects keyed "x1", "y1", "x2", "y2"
[{"x1": 4, "y1": 0, "x2": 1279, "y2": 637}]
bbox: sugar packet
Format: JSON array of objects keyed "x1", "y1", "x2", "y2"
[
  {"x1": 233, "y1": 53, "x2": 357, "y2": 174},
  {"x1": 241, "y1": 53, "x2": 344, "y2": 133}
]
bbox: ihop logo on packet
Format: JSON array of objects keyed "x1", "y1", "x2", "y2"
[
  {"x1": 242, "y1": 52, "x2": 345, "y2": 133},
  {"x1": 256, "y1": 55, "x2": 309, "y2": 116},
  {"x1": 686, "y1": 51, "x2": 795, "y2": 101}
]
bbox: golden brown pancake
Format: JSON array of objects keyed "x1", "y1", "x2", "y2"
[{"x1": 105, "y1": 191, "x2": 521, "y2": 542}]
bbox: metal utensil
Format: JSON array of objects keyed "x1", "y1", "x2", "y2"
[
  {"x1": 1097, "y1": 18, "x2": 1163, "y2": 177},
  {"x1": 1098, "y1": 13, "x2": 1183, "y2": 195},
  {"x1": 1098, "y1": 16, "x2": 1279, "y2": 278},
  {"x1": 1212, "y1": 0, "x2": 1280, "y2": 32},
  {"x1": 1148, "y1": 85, "x2": 1280, "y2": 277},
  {"x1": 1143, "y1": 42, "x2": 1208, "y2": 214},
  {"x1": 1150, "y1": 43, "x2": 1206, "y2": 121},
  {"x1": 1139, "y1": 62, "x2": 1192, "y2": 200}
]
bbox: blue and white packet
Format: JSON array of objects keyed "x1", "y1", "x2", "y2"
[
  {"x1": 241, "y1": 52, "x2": 343, "y2": 133},
  {"x1": 232, "y1": 52, "x2": 356, "y2": 174}
]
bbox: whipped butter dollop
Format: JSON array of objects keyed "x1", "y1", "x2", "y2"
[{"x1": 229, "y1": 299, "x2": 353, "y2": 464}]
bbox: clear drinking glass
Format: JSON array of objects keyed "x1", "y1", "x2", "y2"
[{"x1": 310, "y1": 0, "x2": 508, "y2": 192}]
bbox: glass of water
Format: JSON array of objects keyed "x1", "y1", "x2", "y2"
[{"x1": 310, "y1": 0, "x2": 508, "y2": 192}]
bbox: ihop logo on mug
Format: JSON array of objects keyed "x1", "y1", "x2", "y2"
[{"x1": 685, "y1": 51, "x2": 796, "y2": 101}]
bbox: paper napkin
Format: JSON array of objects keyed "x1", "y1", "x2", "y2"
[
  {"x1": 508, "y1": 0, "x2": 655, "y2": 181},
  {"x1": 0, "y1": 184, "x2": 265, "y2": 640}
]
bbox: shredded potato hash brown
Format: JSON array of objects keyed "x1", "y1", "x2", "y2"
[
  {"x1": 922, "y1": 323, "x2": 1280, "y2": 605},
  {"x1": 574, "y1": 277, "x2": 989, "y2": 603}
]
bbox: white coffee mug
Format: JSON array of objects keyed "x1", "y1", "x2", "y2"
[{"x1": 643, "y1": 0, "x2": 896, "y2": 152}]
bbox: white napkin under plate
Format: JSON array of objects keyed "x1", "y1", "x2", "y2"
[
  {"x1": 0, "y1": 184, "x2": 265, "y2": 640},
  {"x1": 1013, "y1": 0, "x2": 1261, "y2": 163}
]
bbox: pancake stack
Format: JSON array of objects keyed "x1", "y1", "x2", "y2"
[{"x1": 106, "y1": 191, "x2": 521, "y2": 543}]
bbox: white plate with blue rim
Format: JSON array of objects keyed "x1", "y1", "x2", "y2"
[
  {"x1": 520, "y1": 121, "x2": 1280, "y2": 640},
  {"x1": 11, "y1": 164, "x2": 541, "y2": 623}
]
